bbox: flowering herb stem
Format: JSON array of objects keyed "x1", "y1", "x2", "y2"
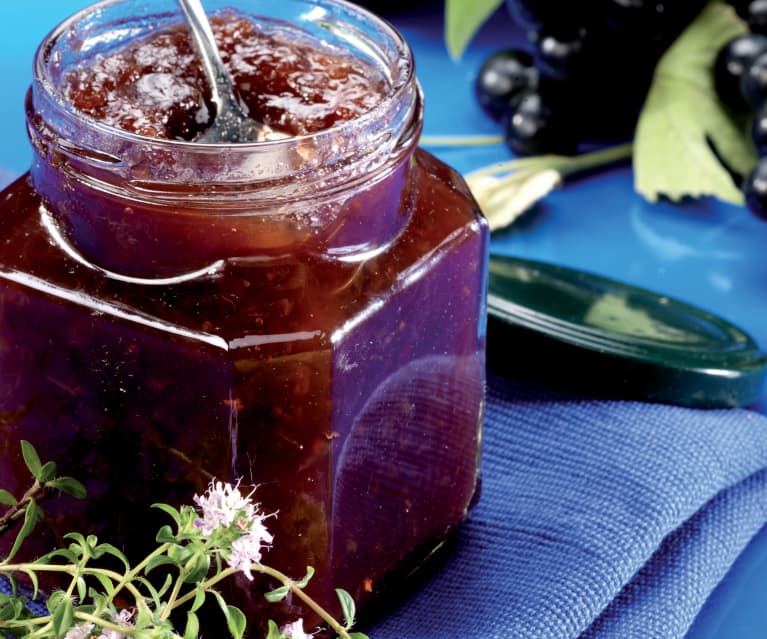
[
  {"x1": 158, "y1": 562, "x2": 191, "y2": 621},
  {"x1": 170, "y1": 565, "x2": 237, "y2": 608},
  {"x1": 0, "y1": 563, "x2": 149, "y2": 606},
  {"x1": 0, "y1": 455, "x2": 367, "y2": 639},
  {"x1": 73, "y1": 612, "x2": 130, "y2": 633},
  {"x1": 171, "y1": 562, "x2": 358, "y2": 638},
  {"x1": 257, "y1": 564, "x2": 356, "y2": 639},
  {"x1": 102, "y1": 541, "x2": 172, "y2": 615}
]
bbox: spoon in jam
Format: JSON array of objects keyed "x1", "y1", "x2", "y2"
[{"x1": 177, "y1": 0, "x2": 287, "y2": 143}]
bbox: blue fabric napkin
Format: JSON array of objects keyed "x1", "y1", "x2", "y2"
[{"x1": 367, "y1": 371, "x2": 767, "y2": 639}]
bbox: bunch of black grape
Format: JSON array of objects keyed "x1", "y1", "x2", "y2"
[
  {"x1": 717, "y1": 1, "x2": 767, "y2": 219},
  {"x1": 475, "y1": 0, "x2": 709, "y2": 156}
]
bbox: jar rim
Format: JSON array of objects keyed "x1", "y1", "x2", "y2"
[
  {"x1": 34, "y1": 0, "x2": 415, "y2": 149},
  {"x1": 29, "y1": 0, "x2": 421, "y2": 194}
]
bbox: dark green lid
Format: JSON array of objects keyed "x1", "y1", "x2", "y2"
[{"x1": 486, "y1": 255, "x2": 767, "y2": 408}]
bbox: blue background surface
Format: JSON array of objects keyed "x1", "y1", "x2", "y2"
[{"x1": 0, "y1": 1, "x2": 765, "y2": 636}]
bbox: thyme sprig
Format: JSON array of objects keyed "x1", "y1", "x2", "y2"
[{"x1": 0, "y1": 442, "x2": 367, "y2": 639}]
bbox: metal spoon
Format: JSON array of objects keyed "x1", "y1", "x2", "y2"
[{"x1": 177, "y1": 0, "x2": 286, "y2": 143}]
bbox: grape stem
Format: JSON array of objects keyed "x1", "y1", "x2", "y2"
[
  {"x1": 458, "y1": 141, "x2": 634, "y2": 231},
  {"x1": 466, "y1": 141, "x2": 634, "y2": 180},
  {"x1": 420, "y1": 134, "x2": 505, "y2": 146}
]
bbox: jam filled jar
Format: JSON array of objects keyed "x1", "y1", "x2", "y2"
[{"x1": 0, "y1": 0, "x2": 488, "y2": 630}]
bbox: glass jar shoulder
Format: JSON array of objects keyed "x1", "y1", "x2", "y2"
[{"x1": 0, "y1": 157, "x2": 487, "y2": 353}]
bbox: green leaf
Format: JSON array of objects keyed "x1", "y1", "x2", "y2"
[
  {"x1": 211, "y1": 590, "x2": 230, "y2": 622},
  {"x1": 0, "y1": 596, "x2": 22, "y2": 622},
  {"x1": 38, "y1": 461, "x2": 57, "y2": 484},
  {"x1": 37, "y1": 547, "x2": 79, "y2": 564},
  {"x1": 210, "y1": 591, "x2": 247, "y2": 639},
  {"x1": 145, "y1": 555, "x2": 177, "y2": 574},
  {"x1": 152, "y1": 503, "x2": 183, "y2": 527},
  {"x1": 6, "y1": 499, "x2": 44, "y2": 562},
  {"x1": 635, "y1": 1, "x2": 754, "y2": 204},
  {"x1": 347, "y1": 634, "x2": 370, "y2": 639},
  {"x1": 93, "y1": 572, "x2": 117, "y2": 597},
  {"x1": 155, "y1": 573, "x2": 174, "y2": 598},
  {"x1": 91, "y1": 543, "x2": 130, "y2": 570},
  {"x1": 45, "y1": 477, "x2": 86, "y2": 499},
  {"x1": 0, "y1": 490, "x2": 16, "y2": 506},
  {"x1": 263, "y1": 585, "x2": 290, "y2": 603},
  {"x1": 20, "y1": 441, "x2": 42, "y2": 481},
  {"x1": 6, "y1": 576, "x2": 18, "y2": 597},
  {"x1": 335, "y1": 588, "x2": 356, "y2": 629},
  {"x1": 444, "y1": 0, "x2": 503, "y2": 59},
  {"x1": 294, "y1": 566, "x2": 315, "y2": 589},
  {"x1": 183, "y1": 551, "x2": 210, "y2": 584},
  {"x1": 134, "y1": 575, "x2": 164, "y2": 608},
  {"x1": 75, "y1": 577, "x2": 87, "y2": 602},
  {"x1": 19, "y1": 569, "x2": 39, "y2": 600},
  {"x1": 156, "y1": 525, "x2": 178, "y2": 545},
  {"x1": 265, "y1": 620, "x2": 284, "y2": 639},
  {"x1": 184, "y1": 611, "x2": 200, "y2": 639},
  {"x1": 50, "y1": 593, "x2": 74, "y2": 637},
  {"x1": 46, "y1": 590, "x2": 67, "y2": 614},
  {"x1": 64, "y1": 532, "x2": 87, "y2": 547},
  {"x1": 190, "y1": 584, "x2": 206, "y2": 613},
  {"x1": 224, "y1": 605, "x2": 247, "y2": 639}
]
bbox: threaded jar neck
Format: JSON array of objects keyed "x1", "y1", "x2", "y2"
[{"x1": 26, "y1": 0, "x2": 422, "y2": 278}]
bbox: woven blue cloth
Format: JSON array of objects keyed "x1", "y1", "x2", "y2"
[{"x1": 367, "y1": 371, "x2": 767, "y2": 639}]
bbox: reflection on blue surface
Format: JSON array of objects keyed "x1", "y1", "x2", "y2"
[{"x1": 0, "y1": 2, "x2": 766, "y2": 638}]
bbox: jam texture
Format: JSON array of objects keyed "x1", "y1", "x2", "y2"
[{"x1": 63, "y1": 13, "x2": 388, "y2": 139}]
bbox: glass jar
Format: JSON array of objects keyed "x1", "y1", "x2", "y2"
[{"x1": 0, "y1": 0, "x2": 488, "y2": 630}]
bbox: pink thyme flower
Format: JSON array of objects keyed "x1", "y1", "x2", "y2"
[
  {"x1": 193, "y1": 480, "x2": 257, "y2": 535},
  {"x1": 64, "y1": 624, "x2": 94, "y2": 639},
  {"x1": 280, "y1": 618, "x2": 315, "y2": 639},
  {"x1": 193, "y1": 479, "x2": 274, "y2": 579},
  {"x1": 96, "y1": 609, "x2": 134, "y2": 639},
  {"x1": 228, "y1": 529, "x2": 269, "y2": 579}
]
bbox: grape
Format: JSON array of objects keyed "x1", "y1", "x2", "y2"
[
  {"x1": 503, "y1": 89, "x2": 576, "y2": 156},
  {"x1": 715, "y1": 34, "x2": 767, "y2": 112},
  {"x1": 744, "y1": 156, "x2": 767, "y2": 220},
  {"x1": 747, "y1": 0, "x2": 767, "y2": 35},
  {"x1": 473, "y1": 0, "x2": 706, "y2": 154},
  {"x1": 740, "y1": 50, "x2": 767, "y2": 108},
  {"x1": 752, "y1": 101, "x2": 767, "y2": 154},
  {"x1": 474, "y1": 50, "x2": 537, "y2": 121},
  {"x1": 534, "y1": 25, "x2": 589, "y2": 82}
]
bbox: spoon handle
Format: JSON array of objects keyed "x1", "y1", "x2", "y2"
[{"x1": 176, "y1": 0, "x2": 234, "y2": 111}]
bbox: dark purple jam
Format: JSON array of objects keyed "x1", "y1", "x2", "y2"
[{"x1": 63, "y1": 14, "x2": 387, "y2": 139}]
